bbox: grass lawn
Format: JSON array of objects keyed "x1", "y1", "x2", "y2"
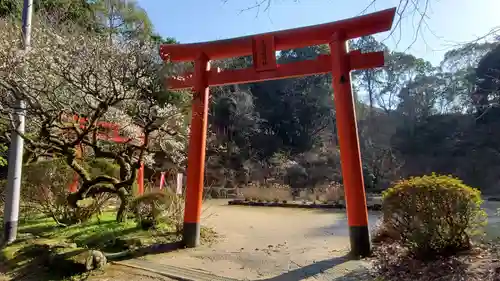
[
  {"x1": 15, "y1": 212, "x2": 182, "y2": 253},
  {"x1": 0, "y1": 212, "x2": 190, "y2": 281}
]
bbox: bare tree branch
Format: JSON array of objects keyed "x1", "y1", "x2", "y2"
[{"x1": 228, "y1": 0, "x2": 498, "y2": 51}]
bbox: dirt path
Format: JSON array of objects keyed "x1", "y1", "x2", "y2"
[
  {"x1": 137, "y1": 200, "x2": 381, "y2": 280},
  {"x1": 117, "y1": 199, "x2": 500, "y2": 280}
]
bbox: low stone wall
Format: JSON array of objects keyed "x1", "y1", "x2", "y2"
[{"x1": 228, "y1": 199, "x2": 382, "y2": 211}]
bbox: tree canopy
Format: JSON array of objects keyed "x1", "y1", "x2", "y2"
[
  {"x1": 1, "y1": 0, "x2": 500, "y2": 205},
  {"x1": 0, "y1": 3, "x2": 187, "y2": 221}
]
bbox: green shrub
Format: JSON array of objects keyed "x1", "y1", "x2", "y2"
[
  {"x1": 285, "y1": 164, "x2": 308, "y2": 198},
  {"x1": 22, "y1": 159, "x2": 111, "y2": 225},
  {"x1": 381, "y1": 173, "x2": 487, "y2": 258},
  {"x1": 130, "y1": 189, "x2": 184, "y2": 231},
  {"x1": 204, "y1": 186, "x2": 228, "y2": 199},
  {"x1": 85, "y1": 158, "x2": 120, "y2": 178}
]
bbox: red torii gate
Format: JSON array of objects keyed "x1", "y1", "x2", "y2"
[
  {"x1": 68, "y1": 116, "x2": 145, "y2": 195},
  {"x1": 160, "y1": 8, "x2": 396, "y2": 257}
]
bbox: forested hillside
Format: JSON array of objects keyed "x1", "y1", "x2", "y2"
[
  {"x1": 206, "y1": 35, "x2": 500, "y2": 193},
  {"x1": 1, "y1": 0, "x2": 499, "y2": 194}
]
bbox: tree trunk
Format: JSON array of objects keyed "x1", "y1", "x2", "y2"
[{"x1": 116, "y1": 187, "x2": 130, "y2": 223}]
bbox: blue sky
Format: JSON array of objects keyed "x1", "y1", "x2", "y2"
[{"x1": 137, "y1": 0, "x2": 498, "y2": 66}]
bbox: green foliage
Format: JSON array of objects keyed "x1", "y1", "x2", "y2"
[
  {"x1": 381, "y1": 174, "x2": 487, "y2": 258},
  {"x1": 284, "y1": 164, "x2": 308, "y2": 197},
  {"x1": 0, "y1": 143, "x2": 7, "y2": 167},
  {"x1": 207, "y1": 46, "x2": 335, "y2": 171},
  {"x1": 474, "y1": 44, "x2": 500, "y2": 109},
  {"x1": 249, "y1": 70, "x2": 334, "y2": 157},
  {"x1": 89, "y1": 0, "x2": 154, "y2": 38},
  {"x1": 14, "y1": 211, "x2": 180, "y2": 253},
  {"x1": 22, "y1": 159, "x2": 111, "y2": 225},
  {"x1": 150, "y1": 34, "x2": 178, "y2": 45},
  {"x1": 0, "y1": 0, "x2": 160, "y2": 41},
  {"x1": 207, "y1": 88, "x2": 261, "y2": 181},
  {"x1": 0, "y1": 0, "x2": 21, "y2": 19},
  {"x1": 38, "y1": 0, "x2": 97, "y2": 27},
  {"x1": 130, "y1": 189, "x2": 184, "y2": 231},
  {"x1": 0, "y1": 0, "x2": 97, "y2": 28},
  {"x1": 84, "y1": 158, "x2": 120, "y2": 179}
]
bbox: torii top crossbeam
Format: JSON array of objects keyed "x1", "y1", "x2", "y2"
[
  {"x1": 160, "y1": 8, "x2": 396, "y2": 89},
  {"x1": 160, "y1": 7, "x2": 395, "y2": 62}
]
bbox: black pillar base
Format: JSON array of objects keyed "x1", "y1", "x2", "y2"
[
  {"x1": 183, "y1": 222, "x2": 200, "y2": 248},
  {"x1": 348, "y1": 225, "x2": 371, "y2": 259},
  {"x1": 3, "y1": 220, "x2": 18, "y2": 245}
]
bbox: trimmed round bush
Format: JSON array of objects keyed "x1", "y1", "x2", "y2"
[{"x1": 381, "y1": 173, "x2": 487, "y2": 258}]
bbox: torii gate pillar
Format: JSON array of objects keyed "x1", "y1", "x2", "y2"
[{"x1": 160, "y1": 8, "x2": 396, "y2": 258}]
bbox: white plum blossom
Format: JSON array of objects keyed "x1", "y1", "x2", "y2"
[{"x1": 0, "y1": 18, "x2": 188, "y2": 200}]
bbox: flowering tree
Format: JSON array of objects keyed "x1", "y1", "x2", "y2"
[{"x1": 0, "y1": 19, "x2": 188, "y2": 222}]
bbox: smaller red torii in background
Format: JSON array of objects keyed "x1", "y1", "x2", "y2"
[{"x1": 68, "y1": 115, "x2": 145, "y2": 195}]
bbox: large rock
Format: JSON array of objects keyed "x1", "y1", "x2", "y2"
[
  {"x1": 29, "y1": 239, "x2": 107, "y2": 273},
  {"x1": 51, "y1": 248, "x2": 107, "y2": 272}
]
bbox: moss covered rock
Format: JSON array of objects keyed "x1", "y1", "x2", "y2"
[
  {"x1": 50, "y1": 247, "x2": 107, "y2": 272},
  {"x1": 27, "y1": 239, "x2": 107, "y2": 273}
]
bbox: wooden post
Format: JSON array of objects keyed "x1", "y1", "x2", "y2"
[
  {"x1": 329, "y1": 32, "x2": 370, "y2": 258},
  {"x1": 183, "y1": 53, "x2": 210, "y2": 247}
]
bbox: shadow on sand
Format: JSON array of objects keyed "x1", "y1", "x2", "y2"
[
  {"x1": 107, "y1": 241, "x2": 185, "y2": 261},
  {"x1": 260, "y1": 255, "x2": 350, "y2": 281}
]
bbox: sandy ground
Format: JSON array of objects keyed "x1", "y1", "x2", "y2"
[
  {"x1": 104, "y1": 199, "x2": 500, "y2": 281},
  {"x1": 137, "y1": 200, "x2": 381, "y2": 280}
]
